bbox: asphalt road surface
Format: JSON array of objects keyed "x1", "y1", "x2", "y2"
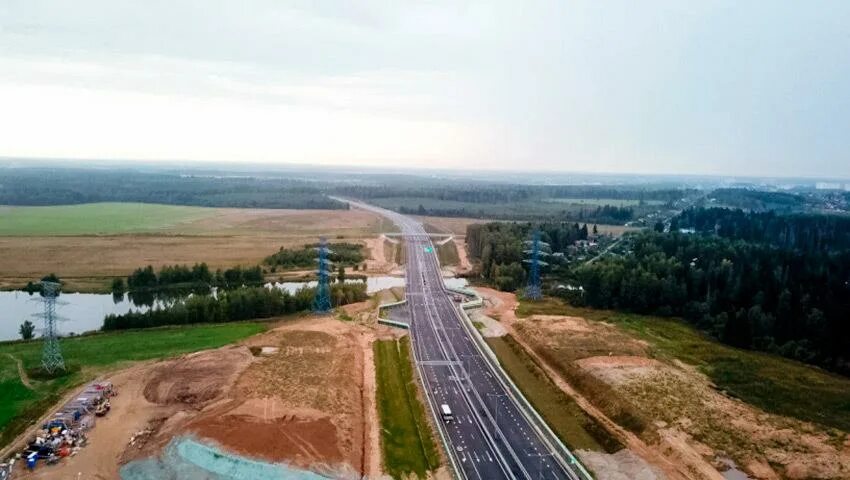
[{"x1": 342, "y1": 200, "x2": 589, "y2": 480}]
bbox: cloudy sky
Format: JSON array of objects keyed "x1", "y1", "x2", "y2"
[{"x1": 1, "y1": 1, "x2": 848, "y2": 177}]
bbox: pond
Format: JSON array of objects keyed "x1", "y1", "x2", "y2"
[{"x1": 0, "y1": 276, "x2": 469, "y2": 342}]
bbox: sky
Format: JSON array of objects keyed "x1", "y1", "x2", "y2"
[{"x1": 0, "y1": 1, "x2": 848, "y2": 177}]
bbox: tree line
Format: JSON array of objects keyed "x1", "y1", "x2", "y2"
[
  {"x1": 709, "y1": 188, "x2": 807, "y2": 212},
  {"x1": 0, "y1": 168, "x2": 346, "y2": 209},
  {"x1": 102, "y1": 283, "x2": 368, "y2": 330},
  {"x1": 264, "y1": 242, "x2": 365, "y2": 269},
  {"x1": 126, "y1": 263, "x2": 264, "y2": 290},
  {"x1": 674, "y1": 207, "x2": 850, "y2": 251},
  {"x1": 335, "y1": 183, "x2": 689, "y2": 204},
  {"x1": 466, "y1": 222, "x2": 592, "y2": 291},
  {"x1": 573, "y1": 230, "x2": 850, "y2": 374},
  {"x1": 398, "y1": 203, "x2": 633, "y2": 224}
]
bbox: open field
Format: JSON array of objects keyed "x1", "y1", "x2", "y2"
[
  {"x1": 413, "y1": 215, "x2": 485, "y2": 235},
  {"x1": 0, "y1": 322, "x2": 266, "y2": 449},
  {"x1": 511, "y1": 297, "x2": 850, "y2": 479},
  {"x1": 0, "y1": 204, "x2": 388, "y2": 292},
  {"x1": 374, "y1": 336, "x2": 441, "y2": 478},
  {"x1": 0, "y1": 203, "x2": 217, "y2": 236}
]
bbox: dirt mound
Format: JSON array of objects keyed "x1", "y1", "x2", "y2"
[
  {"x1": 576, "y1": 356, "x2": 663, "y2": 386},
  {"x1": 512, "y1": 306, "x2": 850, "y2": 480},
  {"x1": 530, "y1": 315, "x2": 594, "y2": 333},
  {"x1": 143, "y1": 347, "x2": 252, "y2": 407},
  {"x1": 188, "y1": 412, "x2": 344, "y2": 466}
]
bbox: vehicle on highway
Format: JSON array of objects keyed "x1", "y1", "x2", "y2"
[{"x1": 440, "y1": 403, "x2": 453, "y2": 422}]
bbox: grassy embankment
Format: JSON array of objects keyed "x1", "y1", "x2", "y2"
[
  {"x1": 485, "y1": 335, "x2": 622, "y2": 453},
  {"x1": 0, "y1": 322, "x2": 265, "y2": 448},
  {"x1": 435, "y1": 240, "x2": 459, "y2": 266},
  {"x1": 516, "y1": 297, "x2": 850, "y2": 433},
  {"x1": 374, "y1": 336, "x2": 440, "y2": 478}
]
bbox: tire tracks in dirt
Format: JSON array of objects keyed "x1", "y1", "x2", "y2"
[{"x1": 6, "y1": 353, "x2": 33, "y2": 390}]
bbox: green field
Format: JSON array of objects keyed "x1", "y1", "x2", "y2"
[
  {"x1": 518, "y1": 298, "x2": 850, "y2": 432},
  {"x1": 0, "y1": 203, "x2": 217, "y2": 235},
  {"x1": 374, "y1": 337, "x2": 440, "y2": 478},
  {"x1": 485, "y1": 335, "x2": 621, "y2": 453},
  {"x1": 0, "y1": 322, "x2": 265, "y2": 447}
]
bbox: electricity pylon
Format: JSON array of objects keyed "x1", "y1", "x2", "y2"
[
  {"x1": 312, "y1": 237, "x2": 333, "y2": 313},
  {"x1": 36, "y1": 281, "x2": 66, "y2": 373},
  {"x1": 523, "y1": 230, "x2": 549, "y2": 300}
]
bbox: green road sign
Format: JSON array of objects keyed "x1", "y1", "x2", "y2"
[{"x1": 424, "y1": 246, "x2": 433, "y2": 253}]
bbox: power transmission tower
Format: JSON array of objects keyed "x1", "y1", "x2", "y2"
[
  {"x1": 312, "y1": 237, "x2": 333, "y2": 313},
  {"x1": 523, "y1": 230, "x2": 549, "y2": 300},
  {"x1": 36, "y1": 281, "x2": 66, "y2": 373}
]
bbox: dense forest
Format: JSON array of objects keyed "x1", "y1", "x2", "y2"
[
  {"x1": 708, "y1": 188, "x2": 807, "y2": 212},
  {"x1": 466, "y1": 222, "x2": 590, "y2": 290},
  {"x1": 674, "y1": 207, "x2": 850, "y2": 251},
  {"x1": 126, "y1": 263, "x2": 264, "y2": 290},
  {"x1": 264, "y1": 243, "x2": 365, "y2": 269},
  {"x1": 397, "y1": 203, "x2": 634, "y2": 223},
  {"x1": 574, "y1": 231, "x2": 850, "y2": 374},
  {"x1": 0, "y1": 168, "x2": 345, "y2": 209},
  {"x1": 103, "y1": 283, "x2": 367, "y2": 330},
  {"x1": 335, "y1": 184, "x2": 690, "y2": 204}
]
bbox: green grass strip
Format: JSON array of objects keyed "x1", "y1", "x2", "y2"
[{"x1": 374, "y1": 337, "x2": 440, "y2": 478}]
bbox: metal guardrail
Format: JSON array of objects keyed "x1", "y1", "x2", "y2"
[
  {"x1": 452, "y1": 293, "x2": 595, "y2": 480},
  {"x1": 377, "y1": 318, "x2": 409, "y2": 329},
  {"x1": 445, "y1": 286, "x2": 484, "y2": 309}
]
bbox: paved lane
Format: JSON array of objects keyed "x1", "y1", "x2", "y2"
[{"x1": 341, "y1": 200, "x2": 589, "y2": 480}]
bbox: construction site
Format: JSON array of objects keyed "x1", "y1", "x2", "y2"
[
  {"x1": 2, "y1": 306, "x2": 399, "y2": 480},
  {"x1": 0, "y1": 238, "x2": 409, "y2": 480}
]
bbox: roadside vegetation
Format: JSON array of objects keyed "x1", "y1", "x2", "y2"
[
  {"x1": 374, "y1": 337, "x2": 440, "y2": 478},
  {"x1": 435, "y1": 240, "x2": 459, "y2": 266},
  {"x1": 0, "y1": 322, "x2": 265, "y2": 448},
  {"x1": 518, "y1": 298, "x2": 850, "y2": 433},
  {"x1": 485, "y1": 335, "x2": 622, "y2": 453}
]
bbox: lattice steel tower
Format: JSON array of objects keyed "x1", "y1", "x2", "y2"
[
  {"x1": 312, "y1": 237, "x2": 333, "y2": 313},
  {"x1": 523, "y1": 230, "x2": 549, "y2": 300},
  {"x1": 36, "y1": 281, "x2": 66, "y2": 373}
]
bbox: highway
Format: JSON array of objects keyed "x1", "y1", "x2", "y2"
[{"x1": 342, "y1": 199, "x2": 589, "y2": 480}]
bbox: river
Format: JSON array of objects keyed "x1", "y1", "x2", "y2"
[{"x1": 0, "y1": 276, "x2": 468, "y2": 341}]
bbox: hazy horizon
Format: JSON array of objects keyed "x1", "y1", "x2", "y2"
[{"x1": 2, "y1": 1, "x2": 848, "y2": 177}]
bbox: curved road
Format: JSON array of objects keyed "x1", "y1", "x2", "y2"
[{"x1": 341, "y1": 199, "x2": 590, "y2": 480}]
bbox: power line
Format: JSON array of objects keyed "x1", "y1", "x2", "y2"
[{"x1": 312, "y1": 237, "x2": 333, "y2": 313}]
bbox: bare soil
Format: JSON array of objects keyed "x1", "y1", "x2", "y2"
[
  {"x1": 13, "y1": 311, "x2": 390, "y2": 480},
  {"x1": 473, "y1": 287, "x2": 850, "y2": 480},
  {"x1": 363, "y1": 235, "x2": 403, "y2": 275}
]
